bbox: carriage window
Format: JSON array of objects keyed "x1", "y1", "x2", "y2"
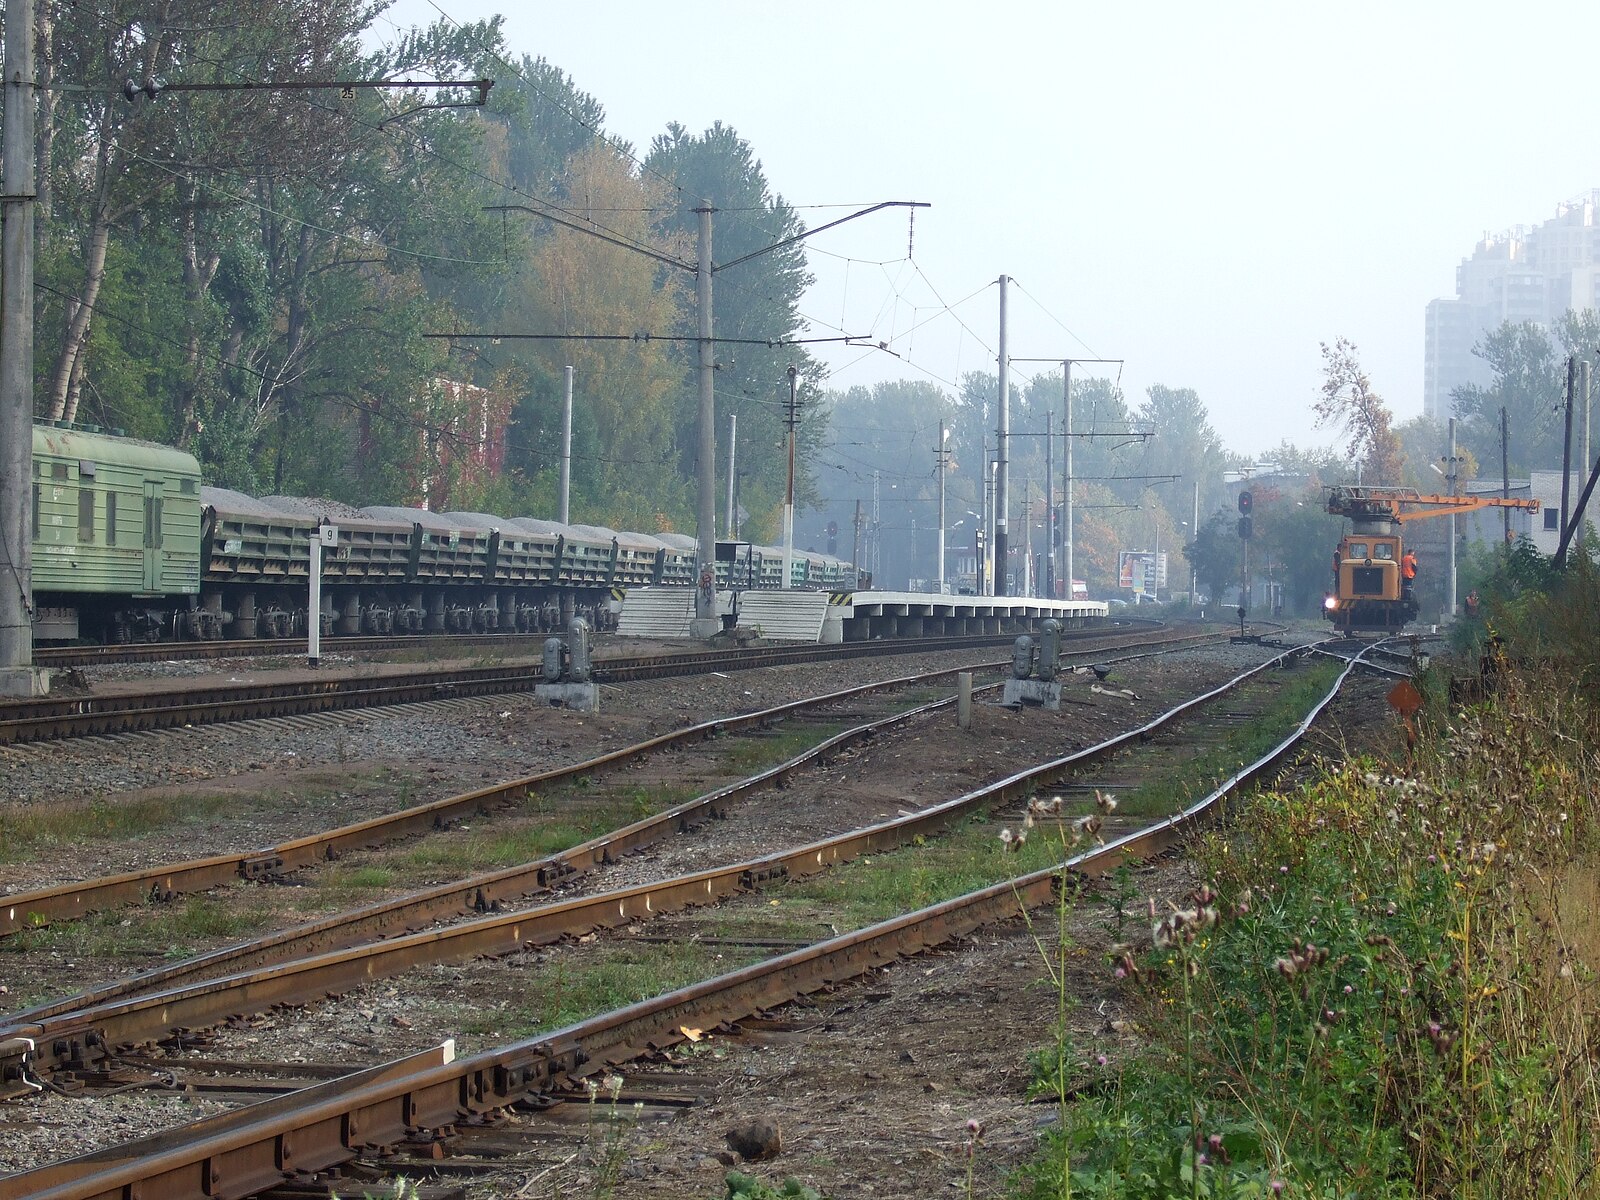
[
  {"x1": 51, "y1": 463, "x2": 68, "y2": 480},
  {"x1": 1347, "y1": 542, "x2": 1369, "y2": 559},
  {"x1": 106, "y1": 492, "x2": 117, "y2": 546},
  {"x1": 78, "y1": 488, "x2": 94, "y2": 543},
  {"x1": 1373, "y1": 544, "x2": 1394, "y2": 560},
  {"x1": 31, "y1": 483, "x2": 39, "y2": 539}
]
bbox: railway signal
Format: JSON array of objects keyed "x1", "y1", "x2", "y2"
[
  {"x1": 1237, "y1": 490, "x2": 1253, "y2": 515},
  {"x1": 1237, "y1": 515, "x2": 1253, "y2": 540}
]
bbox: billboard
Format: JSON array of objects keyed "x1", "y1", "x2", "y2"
[{"x1": 1117, "y1": 551, "x2": 1168, "y2": 593}]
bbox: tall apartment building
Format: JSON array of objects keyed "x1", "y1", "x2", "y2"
[{"x1": 1423, "y1": 190, "x2": 1600, "y2": 420}]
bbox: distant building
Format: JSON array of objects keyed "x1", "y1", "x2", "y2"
[
  {"x1": 1528, "y1": 470, "x2": 1599, "y2": 555},
  {"x1": 358, "y1": 377, "x2": 511, "y2": 511},
  {"x1": 1424, "y1": 190, "x2": 1600, "y2": 420}
]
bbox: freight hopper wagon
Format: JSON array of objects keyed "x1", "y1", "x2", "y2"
[{"x1": 200, "y1": 499, "x2": 693, "y2": 639}]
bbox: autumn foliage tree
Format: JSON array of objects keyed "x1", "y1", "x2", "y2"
[{"x1": 1315, "y1": 337, "x2": 1403, "y2": 484}]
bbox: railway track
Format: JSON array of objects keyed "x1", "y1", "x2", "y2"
[
  {"x1": 0, "y1": 639, "x2": 1374, "y2": 1200},
  {"x1": 0, "y1": 623, "x2": 1223, "y2": 942},
  {"x1": 32, "y1": 616, "x2": 1161, "y2": 670},
  {"x1": 0, "y1": 626, "x2": 1176, "y2": 746},
  {"x1": 2, "y1": 638, "x2": 1329, "y2": 1086}
]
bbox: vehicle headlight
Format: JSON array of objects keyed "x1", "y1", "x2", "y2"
[{"x1": 1323, "y1": 594, "x2": 1338, "y2": 611}]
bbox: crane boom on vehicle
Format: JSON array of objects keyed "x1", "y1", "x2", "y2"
[{"x1": 1326, "y1": 486, "x2": 1541, "y2": 526}]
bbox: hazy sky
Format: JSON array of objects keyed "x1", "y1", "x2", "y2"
[{"x1": 377, "y1": 0, "x2": 1599, "y2": 459}]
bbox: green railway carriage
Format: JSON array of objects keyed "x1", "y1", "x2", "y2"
[{"x1": 31, "y1": 423, "x2": 202, "y2": 640}]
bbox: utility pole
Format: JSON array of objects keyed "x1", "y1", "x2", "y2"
[
  {"x1": 1191, "y1": 479, "x2": 1199, "y2": 602},
  {"x1": 1446, "y1": 417, "x2": 1459, "y2": 618},
  {"x1": 1045, "y1": 403, "x2": 1055, "y2": 597},
  {"x1": 0, "y1": 0, "x2": 42, "y2": 696},
  {"x1": 936, "y1": 422, "x2": 949, "y2": 594},
  {"x1": 691, "y1": 202, "x2": 719, "y2": 635},
  {"x1": 852, "y1": 499, "x2": 863, "y2": 583},
  {"x1": 1023, "y1": 479, "x2": 1034, "y2": 596},
  {"x1": 1501, "y1": 406, "x2": 1511, "y2": 545},
  {"x1": 977, "y1": 455, "x2": 989, "y2": 596},
  {"x1": 994, "y1": 275, "x2": 1010, "y2": 595},
  {"x1": 725, "y1": 413, "x2": 737, "y2": 538},
  {"x1": 559, "y1": 366, "x2": 573, "y2": 524},
  {"x1": 781, "y1": 365, "x2": 798, "y2": 589},
  {"x1": 870, "y1": 470, "x2": 881, "y2": 583},
  {"x1": 1561, "y1": 355, "x2": 1576, "y2": 559},
  {"x1": 1063, "y1": 366, "x2": 1072, "y2": 593},
  {"x1": 1574, "y1": 360, "x2": 1587, "y2": 483}
]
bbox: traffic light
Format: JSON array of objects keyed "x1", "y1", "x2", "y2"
[
  {"x1": 1238, "y1": 490, "x2": 1254, "y2": 515},
  {"x1": 1237, "y1": 515, "x2": 1254, "y2": 540}
]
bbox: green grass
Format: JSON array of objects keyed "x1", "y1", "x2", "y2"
[
  {"x1": 1016, "y1": 657, "x2": 1600, "y2": 1198},
  {"x1": 458, "y1": 940, "x2": 756, "y2": 1039},
  {"x1": 2, "y1": 891, "x2": 272, "y2": 963},
  {"x1": 771, "y1": 813, "x2": 1078, "y2": 930},
  {"x1": 714, "y1": 724, "x2": 846, "y2": 775},
  {"x1": 0, "y1": 794, "x2": 237, "y2": 860},
  {"x1": 1103, "y1": 658, "x2": 1343, "y2": 818},
  {"x1": 0, "y1": 768, "x2": 418, "y2": 862},
  {"x1": 319, "y1": 865, "x2": 397, "y2": 890}
]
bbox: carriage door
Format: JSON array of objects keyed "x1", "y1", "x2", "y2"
[{"x1": 142, "y1": 480, "x2": 164, "y2": 592}]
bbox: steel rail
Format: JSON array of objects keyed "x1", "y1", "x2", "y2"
[
  {"x1": 1, "y1": 636, "x2": 1298, "y2": 1085},
  {"x1": 31, "y1": 616, "x2": 1170, "y2": 670},
  {"x1": 0, "y1": 626, "x2": 1152, "y2": 744},
  {"x1": 0, "y1": 643, "x2": 1369, "y2": 1200},
  {"x1": 1, "y1": 626, "x2": 1221, "y2": 937}
]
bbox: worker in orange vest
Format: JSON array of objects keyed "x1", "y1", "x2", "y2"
[{"x1": 1401, "y1": 549, "x2": 1417, "y2": 599}]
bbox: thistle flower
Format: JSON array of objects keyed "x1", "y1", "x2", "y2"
[
  {"x1": 999, "y1": 827, "x2": 1015, "y2": 848},
  {"x1": 1095, "y1": 790, "x2": 1118, "y2": 813},
  {"x1": 1270, "y1": 1181, "x2": 1286, "y2": 1195}
]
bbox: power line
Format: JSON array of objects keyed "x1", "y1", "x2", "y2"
[{"x1": 121, "y1": 147, "x2": 504, "y2": 268}]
